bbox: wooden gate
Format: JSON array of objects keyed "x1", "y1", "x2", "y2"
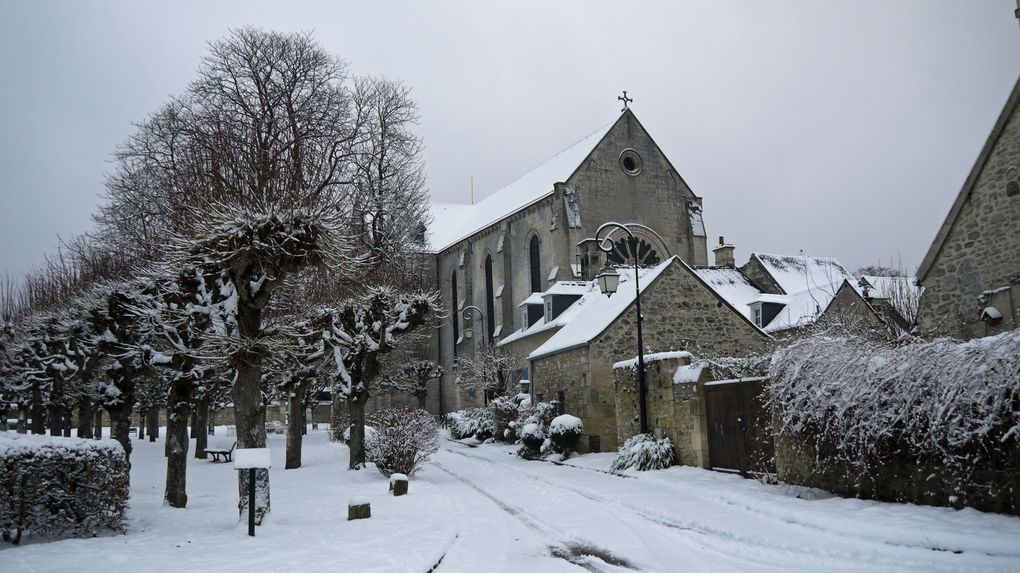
[{"x1": 704, "y1": 377, "x2": 774, "y2": 476}]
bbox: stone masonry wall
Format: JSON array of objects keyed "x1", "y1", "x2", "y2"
[
  {"x1": 917, "y1": 92, "x2": 1020, "y2": 339},
  {"x1": 614, "y1": 355, "x2": 711, "y2": 468}
]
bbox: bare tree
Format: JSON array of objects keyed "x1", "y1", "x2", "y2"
[{"x1": 455, "y1": 344, "x2": 523, "y2": 401}]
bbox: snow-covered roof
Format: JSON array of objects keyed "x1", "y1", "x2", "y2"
[
  {"x1": 753, "y1": 253, "x2": 854, "y2": 296},
  {"x1": 425, "y1": 122, "x2": 614, "y2": 253},
  {"x1": 526, "y1": 259, "x2": 676, "y2": 360},
  {"x1": 750, "y1": 253, "x2": 855, "y2": 332},
  {"x1": 691, "y1": 267, "x2": 762, "y2": 321},
  {"x1": 542, "y1": 282, "x2": 590, "y2": 297}
]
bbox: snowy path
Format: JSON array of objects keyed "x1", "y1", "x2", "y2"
[
  {"x1": 2, "y1": 430, "x2": 1019, "y2": 572},
  {"x1": 430, "y1": 440, "x2": 1020, "y2": 572}
]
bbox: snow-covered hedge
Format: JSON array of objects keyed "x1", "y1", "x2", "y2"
[
  {"x1": 366, "y1": 408, "x2": 439, "y2": 478},
  {"x1": 444, "y1": 407, "x2": 495, "y2": 441},
  {"x1": 610, "y1": 434, "x2": 675, "y2": 473},
  {"x1": 769, "y1": 331, "x2": 1020, "y2": 502},
  {"x1": 0, "y1": 433, "x2": 129, "y2": 544},
  {"x1": 549, "y1": 415, "x2": 583, "y2": 457}
]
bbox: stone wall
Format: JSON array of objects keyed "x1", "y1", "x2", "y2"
[
  {"x1": 917, "y1": 84, "x2": 1020, "y2": 339},
  {"x1": 775, "y1": 436, "x2": 1020, "y2": 515},
  {"x1": 613, "y1": 355, "x2": 710, "y2": 468}
]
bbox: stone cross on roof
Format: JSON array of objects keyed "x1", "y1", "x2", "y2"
[{"x1": 618, "y1": 90, "x2": 633, "y2": 112}]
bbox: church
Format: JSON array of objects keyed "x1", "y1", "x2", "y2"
[{"x1": 407, "y1": 104, "x2": 866, "y2": 451}]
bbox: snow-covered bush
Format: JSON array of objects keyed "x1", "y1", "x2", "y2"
[
  {"x1": 488, "y1": 395, "x2": 519, "y2": 442},
  {"x1": 344, "y1": 425, "x2": 378, "y2": 444},
  {"x1": 444, "y1": 407, "x2": 495, "y2": 441},
  {"x1": 610, "y1": 434, "x2": 675, "y2": 473},
  {"x1": 0, "y1": 433, "x2": 129, "y2": 544},
  {"x1": 519, "y1": 422, "x2": 545, "y2": 456},
  {"x1": 549, "y1": 414, "x2": 583, "y2": 457},
  {"x1": 769, "y1": 332, "x2": 1020, "y2": 500},
  {"x1": 366, "y1": 407, "x2": 439, "y2": 478}
]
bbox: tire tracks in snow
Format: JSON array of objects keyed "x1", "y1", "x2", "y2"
[
  {"x1": 439, "y1": 441, "x2": 991, "y2": 572},
  {"x1": 431, "y1": 460, "x2": 638, "y2": 573}
]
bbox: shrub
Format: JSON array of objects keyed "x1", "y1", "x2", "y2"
[
  {"x1": 0, "y1": 433, "x2": 129, "y2": 544},
  {"x1": 444, "y1": 407, "x2": 495, "y2": 440},
  {"x1": 610, "y1": 434, "x2": 675, "y2": 473},
  {"x1": 366, "y1": 407, "x2": 439, "y2": 478},
  {"x1": 488, "y1": 396, "x2": 519, "y2": 441},
  {"x1": 519, "y1": 422, "x2": 545, "y2": 456},
  {"x1": 549, "y1": 414, "x2": 583, "y2": 457}
]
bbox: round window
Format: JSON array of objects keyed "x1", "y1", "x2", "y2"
[{"x1": 619, "y1": 149, "x2": 642, "y2": 176}]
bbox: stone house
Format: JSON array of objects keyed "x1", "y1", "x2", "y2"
[
  {"x1": 503, "y1": 256, "x2": 770, "y2": 452},
  {"x1": 916, "y1": 76, "x2": 1020, "y2": 339}
]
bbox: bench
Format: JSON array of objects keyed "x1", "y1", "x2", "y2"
[{"x1": 207, "y1": 442, "x2": 236, "y2": 463}]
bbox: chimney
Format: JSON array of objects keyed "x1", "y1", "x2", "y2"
[{"x1": 712, "y1": 236, "x2": 735, "y2": 267}]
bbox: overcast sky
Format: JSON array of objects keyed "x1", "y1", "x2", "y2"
[{"x1": 1, "y1": 1, "x2": 1018, "y2": 281}]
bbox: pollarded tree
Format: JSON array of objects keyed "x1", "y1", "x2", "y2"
[
  {"x1": 309, "y1": 288, "x2": 436, "y2": 469},
  {"x1": 380, "y1": 359, "x2": 442, "y2": 410},
  {"x1": 113, "y1": 29, "x2": 368, "y2": 525}
]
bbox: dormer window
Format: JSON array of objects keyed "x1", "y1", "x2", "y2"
[
  {"x1": 544, "y1": 298, "x2": 553, "y2": 322},
  {"x1": 752, "y1": 305, "x2": 763, "y2": 327}
]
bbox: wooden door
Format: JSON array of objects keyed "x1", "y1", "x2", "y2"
[{"x1": 704, "y1": 378, "x2": 774, "y2": 476}]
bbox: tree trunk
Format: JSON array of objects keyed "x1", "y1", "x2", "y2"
[
  {"x1": 234, "y1": 349, "x2": 270, "y2": 525},
  {"x1": 93, "y1": 409, "x2": 103, "y2": 439},
  {"x1": 62, "y1": 409, "x2": 72, "y2": 437},
  {"x1": 138, "y1": 407, "x2": 146, "y2": 440},
  {"x1": 208, "y1": 409, "x2": 216, "y2": 435},
  {"x1": 347, "y1": 391, "x2": 368, "y2": 470},
  {"x1": 194, "y1": 398, "x2": 209, "y2": 459},
  {"x1": 16, "y1": 404, "x2": 27, "y2": 434},
  {"x1": 0, "y1": 402, "x2": 7, "y2": 432},
  {"x1": 417, "y1": 393, "x2": 428, "y2": 410},
  {"x1": 47, "y1": 376, "x2": 64, "y2": 437},
  {"x1": 106, "y1": 402, "x2": 134, "y2": 466},
  {"x1": 164, "y1": 378, "x2": 193, "y2": 508},
  {"x1": 310, "y1": 403, "x2": 318, "y2": 431},
  {"x1": 147, "y1": 407, "x2": 159, "y2": 442},
  {"x1": 285, "y1": 382, "x2": 307, "y2": 469},
  {"x1": 30, "y1": 382, "x2": 44, "y2": 435},
  {"x1": 165, "y1": 407, "x2": 173, "y2": 457},
  {"x1": 76, "y1": 399, "x2": 94, "y2": 439}
]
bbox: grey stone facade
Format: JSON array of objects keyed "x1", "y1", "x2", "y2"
[{"x1": 916, "y1": 77, "x2": 1020, "y2": 339}]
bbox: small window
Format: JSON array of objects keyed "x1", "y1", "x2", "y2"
[
  {"x1": 752, "y1": 305, "x2": 762, "y2": 327},
  {"x1": 619, "y1": 148, "x2": 643, "y2": 176},
  {"x1": 544, "y1": 299, "x2": 553, "y2": 321}
]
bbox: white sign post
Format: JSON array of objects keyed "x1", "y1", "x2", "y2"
[{"x1": 234, "y1": 448, "x2": 271, "y2": 537}]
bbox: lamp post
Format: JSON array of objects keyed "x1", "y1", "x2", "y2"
[
  {"x1": 462, "y1": 305, "x2": 485, "y2": 346},
  {"x1": 593, "y1": 222, "x2": 649, "y2": 435}
]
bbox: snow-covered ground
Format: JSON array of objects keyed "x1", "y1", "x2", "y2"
[{"x1": 4, "y1": 429, "x2": 1020, "y2": 572}]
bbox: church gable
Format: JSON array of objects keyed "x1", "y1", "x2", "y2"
[{"x1": 565, "y1": 110, "x2": 708, "y2": 266}]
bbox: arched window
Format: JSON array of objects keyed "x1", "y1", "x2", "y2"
[
  {"x1": 451, "y1": 271, "x2": 459, "y2": 352},
  {"x1": 484, "y1": 255, "x2": 496, "y2": 343},
  {"x1": 529, "y1": 235, "x2": 542, "y2": 293}
]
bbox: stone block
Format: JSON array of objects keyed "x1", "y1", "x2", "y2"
[
  {"x1": 348, "y1": 498, "x2": 371, "y2": 520},
  {"x1": 389, "y1": 473, "x2": 409, "y2": 496}
]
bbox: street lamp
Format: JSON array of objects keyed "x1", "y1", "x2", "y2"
[
  {"x1": 462, "y1": 305, "x2": 485, "y2": 345},
  {"x1": 593, "y1": 222, "x2": 650, "y2": 435}
]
